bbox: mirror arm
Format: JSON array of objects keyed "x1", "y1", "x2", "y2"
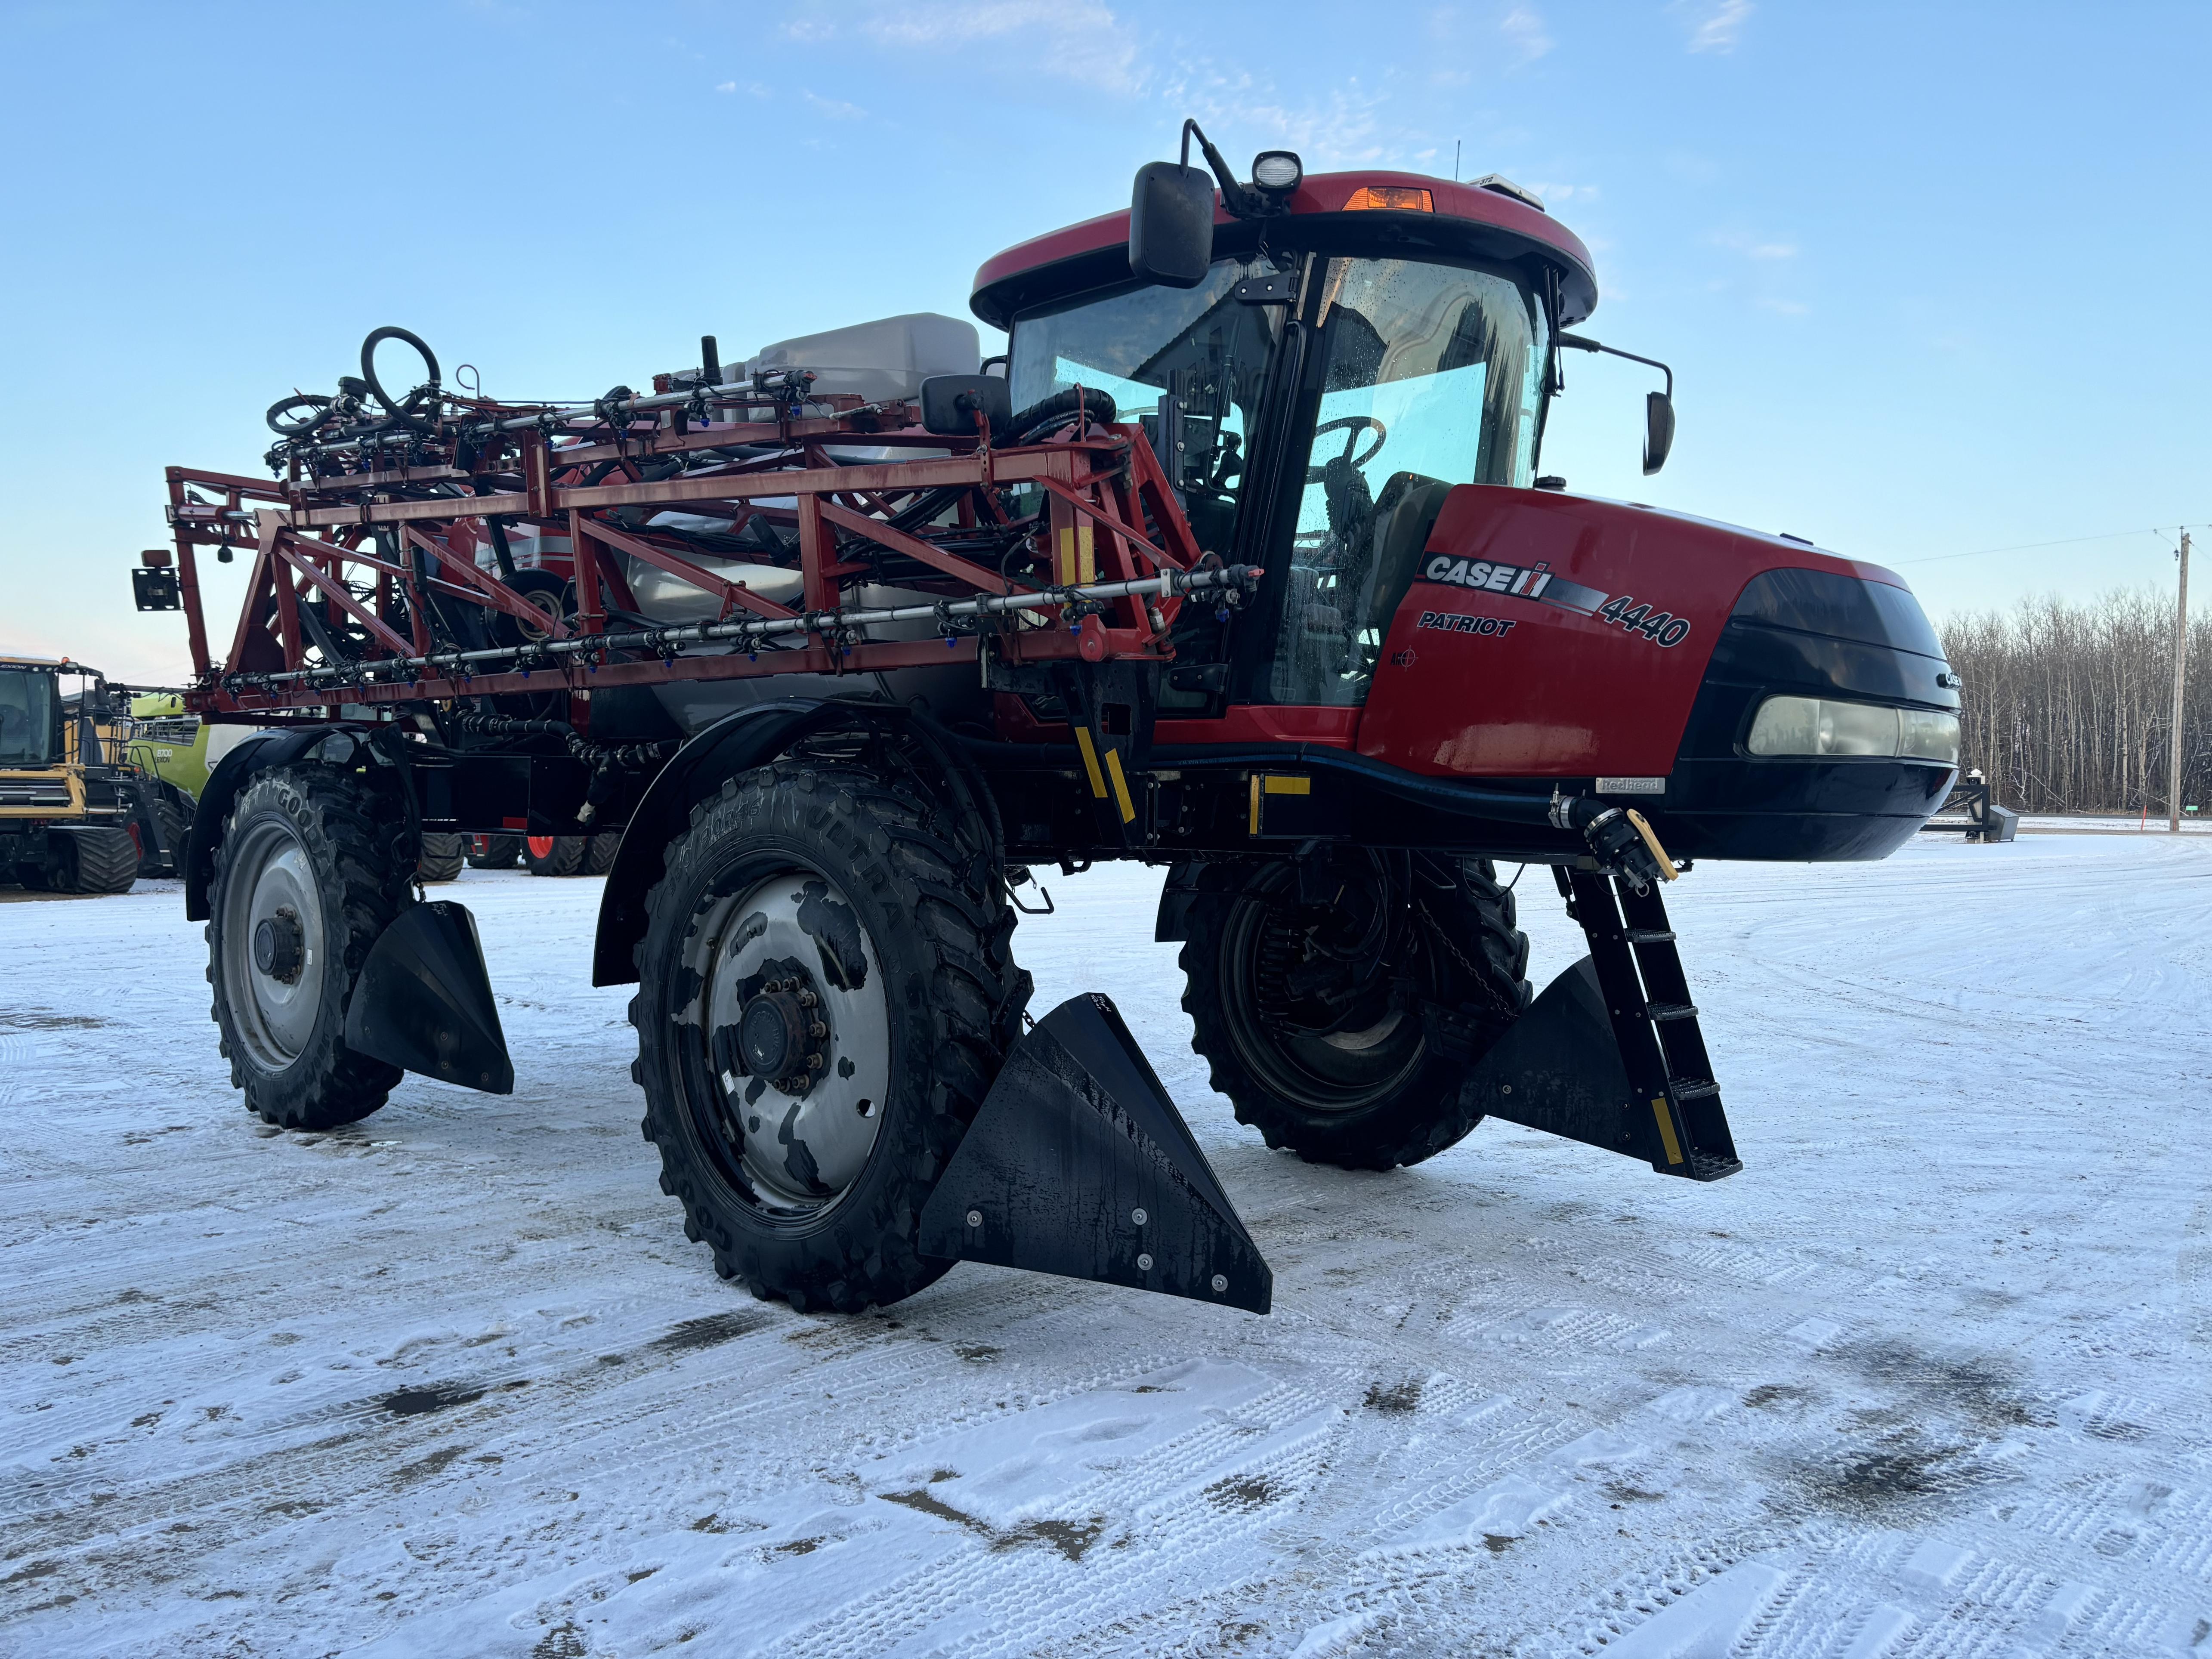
[
  {"x1": 1180, "y1": 117, "x2": 1264, "y2": 219},
  {"x1": 1556, "y1": 332, "x2": 1672, "y2": 400}
]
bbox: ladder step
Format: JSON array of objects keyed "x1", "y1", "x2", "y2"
[
  {"x1": 1669, "y1": 1078, "x2": 1721, "y2": 1101},
  {"x1": 1625, "y1": 928, "x2": 1677, "y2": 944},
  {"x1": 1647, "y1": 1002, "x2": 1699, "y2": 1023}
]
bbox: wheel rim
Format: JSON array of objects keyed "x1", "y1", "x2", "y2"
[
  {"x1": 527, "y1": 836, "x2": 556, "y2": 859},
  {"x1": 220, "y1": 815, "x2": 327, "y2": 1072},
  {"x1": 687, "y1": 871, "x2": 890, "y2": 1215},
  {"x1": 516, "y1": 590, "x2": 562, "y2": 643},
  {"x1": 1217, "y1": 888, "x2": 1430, "y2": 1114}
]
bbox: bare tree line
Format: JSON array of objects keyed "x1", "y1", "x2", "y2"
[{"x1": 1938, "y1": 587, "x2": 2203, "y2": 814}]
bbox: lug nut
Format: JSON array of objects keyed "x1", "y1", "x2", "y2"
[
  {"x1": 797, "y1": 990, "x2": 817, "y2": 1007},
  {"x1": 809, "y1": 1022, "x2": 828, "y2": 1039}
]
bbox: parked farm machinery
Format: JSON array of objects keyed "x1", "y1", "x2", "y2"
[{"x1": 143, "y1": 128, "x2": 1963, "y2": 1315}]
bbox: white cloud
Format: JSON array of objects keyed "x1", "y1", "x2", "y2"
[
  {"x1": 1500, "y1": 4, "x2": 1553, "y2": 64},
  {"x1": 714, "y1": 80, "x2": 736, "y2": 93},
  {"x1": 1672, "y1": 0, "x2": 1752, "y2": 53},
  {"x1": 1713, "y1": 229, "x2": 1796, "y2": 260},
  {"x1": 1528, "y1": 181, "x2": 1598, "y2": 203},
  {"x1": 1757, "y1": 296, "x2": 1809, "y2": 315},
  {"x1": 802, "y1": 90, "x2": 867, "y2": 120},
  {"x1": 783, "y1": 1, "x2": 1146, "y2": 95},
  {"x1": 1177, "y1": 76, "x2": 1392, "y2": 168}
]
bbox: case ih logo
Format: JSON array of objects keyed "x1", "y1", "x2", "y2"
[{"x1": 1418, "y1": 556, "x2": 1691, "y2": 649}]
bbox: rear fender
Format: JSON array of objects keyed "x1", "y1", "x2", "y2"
[
  {"x1": 593, "y1": 699, "x2": 959, "y2": 987},
  {"x1": 182, "y1": 725, "x2": 375, "y2": 921}
]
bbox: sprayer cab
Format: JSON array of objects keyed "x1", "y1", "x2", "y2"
[{"x1": 969, "y1": 133, "x2": 1960, "y2": 863}]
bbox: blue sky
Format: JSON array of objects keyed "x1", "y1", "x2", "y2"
[{"x1": 2, "y1": 0, "x2": 2204, "y2": 681}]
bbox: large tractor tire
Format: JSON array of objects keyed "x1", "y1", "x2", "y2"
[
  {"x1": 630, "y1": 762, "x2": 1027, "y2": 1313},
  {"x1": 523, "y1": 835, "x2": 587, "y2": 877},
  {"x1": 467, "y1": 834, "x2": 522, "y2": 869},
  {"x1": 417, "y1": 832, "x2": 466, "y2": 884},
  {"x1": 31, "y1": 826, "x2": 140, "y2": 895},
  {"x1": 135, "y1": 782, "x2": 196, "y2": 879},
  {"x1": 585, "y1": 831, "x2": 621, "y2": 876},
  {"x1": 206, "y1": 765, "x2": 408, "y2": 1131},
  {"x1": 1180, "y1": 853, "x2": 1531, "y2": 1171}
]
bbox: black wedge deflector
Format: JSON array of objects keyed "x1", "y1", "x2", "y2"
[
  {"x1": 1462, "y1": 871, "x2": 1739, "y2": 1181},
  {"x1": 919, "y1": 993, "x2": 1273, "y2": 1313},
  {"x1": 344, "y1": 900, "x2": 515, "y2": 1095}
]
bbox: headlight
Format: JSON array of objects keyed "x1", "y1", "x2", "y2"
[{"x1": 1747, "y1": 695, "x2": 1959, "y2": 764}]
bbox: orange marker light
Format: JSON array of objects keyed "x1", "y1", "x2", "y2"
[{"x1": 1343, "y1": 185, "x2": 1433, "y2": 213}]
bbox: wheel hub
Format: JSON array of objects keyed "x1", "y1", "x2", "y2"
[
  {"x1": 253, "y1": 910, "x2": 305, "y2": 983},
  {"x1": 690, "y1": 871, "x2": 891, "y2": 1212},
  {"x1": 736, "y1": 976, "x2": 828, "y2": 1094},
  {"x1": 1223, "y1": 880, "x2": 1430, "y2": 1112}
]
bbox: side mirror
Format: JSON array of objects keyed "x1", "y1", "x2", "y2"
[
  {"x1": 1129, "y1": 162, "x2": 1215, "y2": 289},
  {"x1": 920, "y1": 374, "x2": 1013, "y2": 438},
  {"x1": 1642, "y1": 390, "x2": 1675, "y2": 476}
]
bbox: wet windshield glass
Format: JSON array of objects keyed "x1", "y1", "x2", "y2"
[
  {"x1": 0, "y1": 670, "x2": 57, "y2": 766},
  {"x1": 1010, "y1": 258, "x2": 1282, "y2": 558},
  {"x1": 1269, "y1": 258, "x2": 1547, "y2": 705}
]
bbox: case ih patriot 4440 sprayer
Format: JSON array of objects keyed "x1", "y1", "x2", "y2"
[{"x1": 142, "y1": 129, "x2": 1962, "y2": 1316}]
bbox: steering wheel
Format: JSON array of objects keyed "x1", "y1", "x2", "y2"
[{"x1": 1304, "y1": 415, "x2": 1387, "y2": 483}]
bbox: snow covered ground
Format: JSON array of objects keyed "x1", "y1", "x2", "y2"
[{"x1": 3, "y1": 832, "x2": 2209, "y2": 1657}]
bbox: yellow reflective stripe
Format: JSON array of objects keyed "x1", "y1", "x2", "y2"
[
  {"x1": 1248, "y1": 773, "x2": 1262, "y2": 834},
  {"x1": 1263, "y1": 774, "x2": 1310, "y2": 796},
  {"x1": 1652, "y1": 1097, "x2": 1684, "y2": 1165},
  {"x1": 1073, "y1": 726, "x2": 1109, "y2": 799},
  {"x1": 1103, "y1": 748, "x2": 1137, "y2": 824}
]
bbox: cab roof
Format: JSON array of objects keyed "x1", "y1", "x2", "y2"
[{"x1": 971, "y1": 170, "x2": 1599, "y2": 331}]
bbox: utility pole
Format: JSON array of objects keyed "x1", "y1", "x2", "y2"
[{"x1": 2170, "y1": 528, "x2": 2190, "y2": 832}]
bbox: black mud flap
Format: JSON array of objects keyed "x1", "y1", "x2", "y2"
[
  {"x1": 918, "y1": 994, "x2": 1273, "y2": 1313},
  {"x1": 343, "y1": 900, "x2": 515, "y2": 1095},
  {"x1": 1461, "y1": 954, "x2": 1740, "y2": 1181}
]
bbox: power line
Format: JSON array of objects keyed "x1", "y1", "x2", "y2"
[{"x1": 1894, "y1": 526, "x2": 2202, "y2": 566}]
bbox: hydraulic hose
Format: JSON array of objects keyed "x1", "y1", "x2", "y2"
[{"x1": 995, "y1": 386, "x2": 1120, "y2": 445}]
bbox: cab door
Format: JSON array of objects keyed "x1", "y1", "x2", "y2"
[{"x1": 1235, "y1": 254, "x2": 1550, "y2": 723}]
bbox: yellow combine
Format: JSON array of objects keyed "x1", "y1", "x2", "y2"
[{"x1": 0, "y1": 655, "x2": 199, "y2": 893}]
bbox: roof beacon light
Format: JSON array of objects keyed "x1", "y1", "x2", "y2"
[
  {"x1": 1251, "y1": 151, "x2": 1303, "y2": 195},
  {"x1": 1344, "y1": 185, "x2": 1433, "y2": 213}
]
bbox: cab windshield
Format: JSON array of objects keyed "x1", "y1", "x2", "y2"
[{"x1": 0, "y1": 670, "x2": 57, "y2": 767}]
